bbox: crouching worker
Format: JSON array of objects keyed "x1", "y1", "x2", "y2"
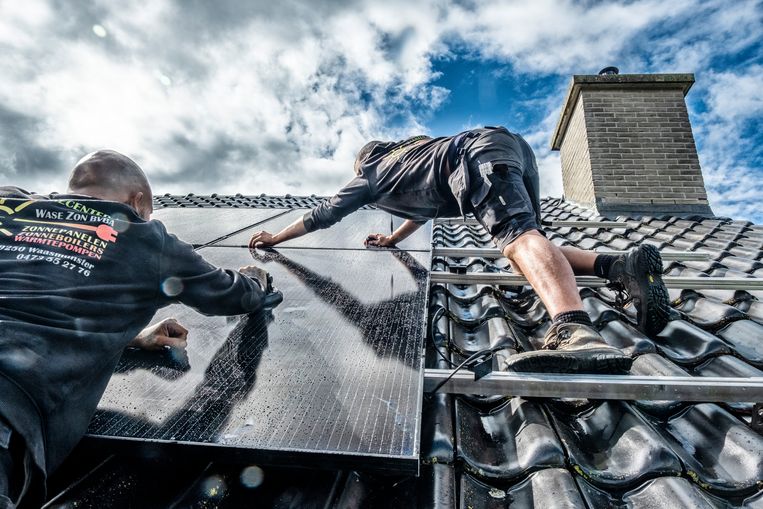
[
  {"x1": 0, "y1": 150, "x2": 281, "y2": 507},
  {"x1": 250, "y1": 127, "x2": 669, "y2": 375}
]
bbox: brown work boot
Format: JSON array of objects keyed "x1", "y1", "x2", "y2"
[{"x1": 503, "y1": 322, "x2": 632, "y2": 374}]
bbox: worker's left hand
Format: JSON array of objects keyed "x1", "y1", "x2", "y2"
[
  {"x1": 364, "y1": 233, "x2": 396, "y2": 248},
  {"x1": 130, "y1": 318, "x2": 189, "y2": 351},
  {"x1": 249, "y1": 231, "x2": 276, "y2": 249}
]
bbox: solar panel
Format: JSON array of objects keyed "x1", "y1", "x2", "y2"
[
  {"x1": 151, "y1": 208, "x2": 289, "y2": 246},
  {"x1": 86, "y1": 244, "x2": 429, "y2": 473},
  {"x1": 214, "y1": 209, "x2": 433, "y2": 251}
]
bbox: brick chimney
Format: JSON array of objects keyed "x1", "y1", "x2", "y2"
[{"x1": 550, "y1": 71, "x2": 713, "y2": 217}]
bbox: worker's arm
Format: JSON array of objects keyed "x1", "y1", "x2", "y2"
[
  {"x1": 158, "y1": 226, "x2": 269, "y2": 316},
  {"x1": 129, "y1": 318, "x2": 189, "y2": 350},
  {"x1": 365, "y1": 219, "x2": 425, "y2": 248},
  {"x1": 249, "y1": 216, "x2": 307, "y2": 248},
  {"x1": 250, "y1": 176, "x2": 373, "y2": 248}
]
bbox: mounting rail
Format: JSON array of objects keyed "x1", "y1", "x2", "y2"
[
  {"x1": 424, "y1": 370, "x2": 763, "y2": 402},
  {"x1": 435, "y1": 218, "x2": 630, "y2": 228},
  {"x1": 432, "y1": 247, "x2": 709, "y2": 262},
  {"x1": 429, "y1": 272, "x2": 763, "y2": 290}
]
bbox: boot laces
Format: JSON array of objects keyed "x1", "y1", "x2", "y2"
[
  {"x1": 607, "y1": 281, "x2": 633, "y2": 310},
  {"x1": 542, "y1": 327, "x2": 571, "y2": 350}
]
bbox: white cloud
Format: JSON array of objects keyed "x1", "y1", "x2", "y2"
[
  {"x1": 451, "y1": 0, "x2": 693, "y2": 73},
  {"x1": 693, "y1": 64, "x2": 763, "y2": 221},
  {"x1": 705, "y1": 66, "x2": 763, "y2": 120},
  {"x1": 0, "y1": 0, "x2": 760, "y2": 223}
]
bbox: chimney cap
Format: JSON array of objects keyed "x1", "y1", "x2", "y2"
[
  {"x1": 550, "y1": 73, "x2": 695, "y2": 150},
  {"x1": 598, "y1": 66, "x2": 619, "y2": 75}
]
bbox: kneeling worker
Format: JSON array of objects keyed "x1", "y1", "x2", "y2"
[
  {"x1": 250, "y1": 127, "x2": 669, "y2": 373},
  {"x1": 0, "y1": 150, "x2": 280, "y2": 507}
]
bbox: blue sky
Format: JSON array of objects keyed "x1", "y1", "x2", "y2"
[{"x1": 0, "y1": 0, "x2": 761, "y2": 222}]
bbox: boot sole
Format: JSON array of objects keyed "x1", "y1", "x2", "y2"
[
  {"x1": 504, "y1": 348, "x2": 633, "y2": 374},
  {"x1": 632, "y1": 244, "x2": 670, "y2": 337}
]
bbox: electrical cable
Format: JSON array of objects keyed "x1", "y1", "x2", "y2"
[
  {"x1": 429, "y1": 306, "x2": 457, "y2": 368},
  {"x1": 429, "y1": 345, "x2": 505, "y2": 393}
]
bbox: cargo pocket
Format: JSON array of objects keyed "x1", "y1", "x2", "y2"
[
  {"x1": 485, "y1": 164, "x2": 534, "y2": 217},
  {"x1": 471, "y1": 163, "x2": 537, "y2": 239},
  {"x1": 447, "y1": 164, "x2": 469, "y2": 215},
  {"x1": 469, "y1": 177, "x2": 492, "y2": 210}
]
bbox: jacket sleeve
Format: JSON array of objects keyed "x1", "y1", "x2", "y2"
[
  {"x1": 302, "y1": 176, "x2": 373, "y2": 232},
  {"x1": 157, "y1": 225, "x2": 264, "y2": 316}
]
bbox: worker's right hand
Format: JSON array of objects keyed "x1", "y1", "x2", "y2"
[
  {"x1": 239, "y1": 265, "x2": 283, "y2": 309},
  {"x1": 249, "y1": 231, "x2": 277, "y2": 249},
  {"x1": 239, "y1": 265, "x2": 273, "y2": 293}
]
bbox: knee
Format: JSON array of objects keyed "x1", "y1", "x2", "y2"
[{"x1": 501, "y1": 229, "x2": 545, "y2": 260}]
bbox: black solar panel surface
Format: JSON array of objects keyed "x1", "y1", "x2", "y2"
[
  {"x1": 150, "y1": 208, "x2": 288, "y2": 246},
  {"x1": 86, "y1": 245, "x2": 429, "y2": 472},
  {"x1": 216, "y1": 209, "x2": 433, "y2": 251}
]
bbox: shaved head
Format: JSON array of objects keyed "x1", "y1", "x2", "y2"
[{"x1": 68, "y1": 150, "x2": 153, "y2": 219}]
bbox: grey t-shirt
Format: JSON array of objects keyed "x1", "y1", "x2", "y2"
[
  {"x1": 302, "y1": 127, "x2": 526, "y2": 232},
  {"x1": 303, "y1": 134, "x2": 462, "y2": 231}
]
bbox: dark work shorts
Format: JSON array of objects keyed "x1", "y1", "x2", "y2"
[{"x1": 463, "y1": 128, "x2": 544, "y2": 252}]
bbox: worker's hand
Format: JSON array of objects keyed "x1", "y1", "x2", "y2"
[
  {"x1": 364, "y1": 233, "x2": 396, "y2": 248},
  {"x1": 240, "y1": 265, "x2": 273, "y2": 292},
  {"x1": 249, "y1": 231, "x2": 277, "y2": 249},
  {"x1": 131, "y1": 318, "x2": 189, "y2": 351},
  {"x1": 239, "y1": 265, "x2": 283, "y2": 309}
]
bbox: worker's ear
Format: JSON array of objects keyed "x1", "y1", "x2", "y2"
[{"x1": 129, "y1": 191, "x2": 150, "y2": 220}]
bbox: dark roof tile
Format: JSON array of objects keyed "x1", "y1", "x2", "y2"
[
  {"x1": 716, "y1": 320, "x2": 763, "y2": 367},
  {"x1": 434, "y1": 282, "x2": 493, "y2": 303},
  {"x1": 547, "y1": 401, "x2": 683, "y2": 488},
  {"x1": 577, "y1": 476, "x2": 722, "y2": 509},
  {"x1": 456, "y1": 398, "x2": 565, "y2": 481},
  {"x1": 693, "y1": 354, "x2": 763, "y2": 416},
  {"x1": 581, "y1": 291, "x2": 624, "y2": 327},
  {"x1": 651, "y1": 403, "x2": 763, "y2": 495},
  {"x1": 498, "y1": 296, "x2": 548, "y2": 329},
  {"x1": 447, "y1": 295, "x2": 506, "y2": 326},
  {"x1": 449, "y1": 317, "x2": 517, "y2": 355},
  {"x1": 421, "y1": 393, "x2": 455, "y2": 464},
  {"x1": 735, "y1": 299, "x2": 763, "y2": 324},
  {"x1": 674, "y1": 297, "x2": 748, "y2": 331},
  {"x1": 654, "y1": 319, "x2": 732, "y2": 365},
  {"x1": 461, "y1": 468, "x2": 585, "y2": 508},
  {"x1": 597, "y1": 320, "x2": 658, "y2": 358}
]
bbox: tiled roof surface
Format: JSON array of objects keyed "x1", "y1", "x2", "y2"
[{"x1": 45, "y1": 195, "x2": 763, "y2": 508}]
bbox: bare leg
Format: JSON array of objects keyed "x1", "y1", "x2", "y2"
[
  {"x1": 502, "y1": 230, "x2": 583, "y2": 317},
  {"x1": 512, "y1": 245, "x2": 599, "y2": 276},
  {"x1": 559, "y1": 246, "x2": 599, "y2": 276},
  {"x1": 501, "y1": 230, "x2": 632, "y2": 374}
]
